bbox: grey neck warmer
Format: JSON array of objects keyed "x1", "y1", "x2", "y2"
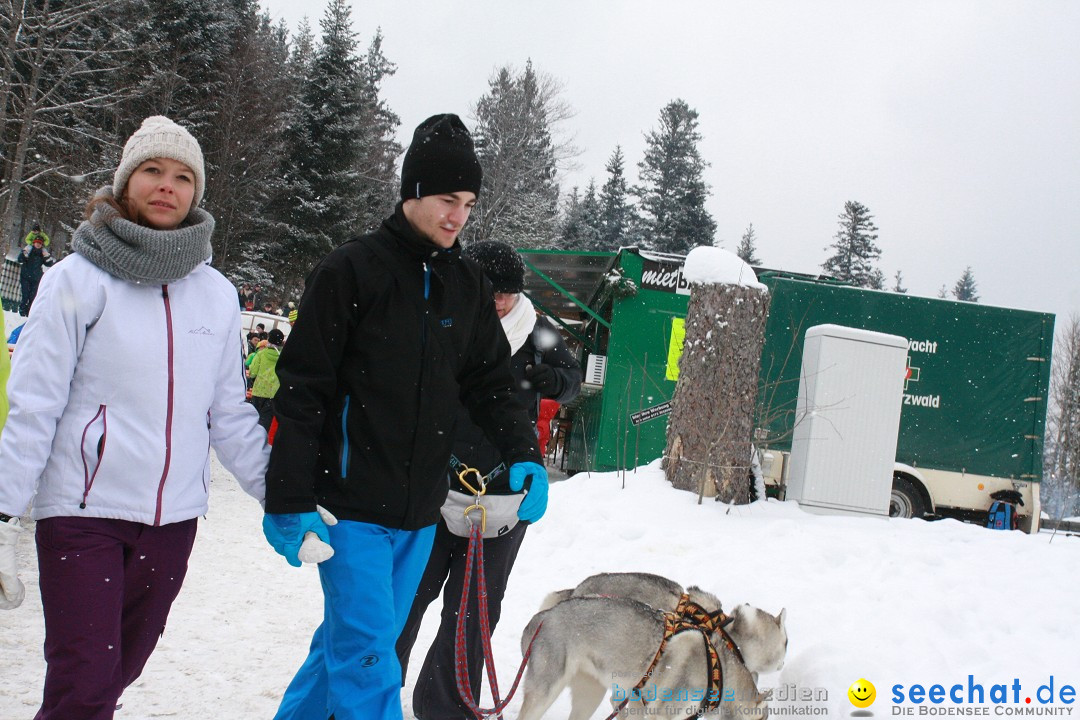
[{"x1": 72, "y1": 188, "x2": 214, "y2": 284}]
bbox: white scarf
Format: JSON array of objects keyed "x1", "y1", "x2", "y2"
[{"x1": 500, "y1": 294, "x2": 536, "y2": 354}]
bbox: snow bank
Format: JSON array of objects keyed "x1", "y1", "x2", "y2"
[{"x1": 2, "y1": 457, "x2": 1077, "y2": 718}]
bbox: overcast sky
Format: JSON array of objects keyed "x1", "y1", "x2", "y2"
[{"x1": 261, "y1": 0, "x2": 1080, "y2": 326}]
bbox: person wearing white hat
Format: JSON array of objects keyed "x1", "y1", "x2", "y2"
[{"x1": 0, "y1": 116, "x2": 271, "y2": 720}]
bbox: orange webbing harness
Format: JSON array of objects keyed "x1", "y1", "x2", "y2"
[
  {"x1": 603, "y1": 593, "x2": 736, "y2": 719},
  {"x1": 671, "y1": 593, "x2": 731, "y2": 717},
  {"x1": 674, "y1": 592, "x2": 745, "y2": 665}
]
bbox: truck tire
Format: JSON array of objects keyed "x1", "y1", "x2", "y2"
[{"x1": 889, "y1": 476, "x2": 927, "y2": 519}]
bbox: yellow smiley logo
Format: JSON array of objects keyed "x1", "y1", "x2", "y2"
[{"x1": 848, "y1": 678, "x2": 876, "y2": 708}]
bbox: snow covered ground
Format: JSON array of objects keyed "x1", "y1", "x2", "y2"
[{"x1": 2, "y1": 456, "x2": 1078, "y2": 718}]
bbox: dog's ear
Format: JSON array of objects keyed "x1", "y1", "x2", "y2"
[{"x1": 778, "y1": 607, "x2": 787, "y2": 630}]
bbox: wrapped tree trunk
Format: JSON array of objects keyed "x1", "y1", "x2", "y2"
[{"x1": 665, "y1": 281, "x2": 770, "y2": 502}]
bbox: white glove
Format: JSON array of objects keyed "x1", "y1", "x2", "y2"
[
  {"x1": 41, "y1": 248, "x2": 50, "y2": 258},
  {"x1": 0, "y1": 517, "x2": 26, "y2": 610},
  {"x1": 298, "y1": 505, "x2": 337, "y2": 564},
  {"x1": 21, "y1": 245, "x2": 30, "y2": 257}
]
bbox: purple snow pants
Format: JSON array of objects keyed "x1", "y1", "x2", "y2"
[{"x1": 33, "y1": 516, "x2": 198, "y2": 720}]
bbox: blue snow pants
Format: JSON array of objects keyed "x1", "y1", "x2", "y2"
[{"x1": 273, "y1": 520, "x2": 437, "y2": 720}]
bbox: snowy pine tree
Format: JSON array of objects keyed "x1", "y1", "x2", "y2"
[
  {"x1": 579, "y1": 182, "x2": 604, "y2": 250},
  {"x1": 559, "y1": 182, "x2": 603, "y2": 251},
  {"x1": 203, "y1": 5, "x2": 296, "y2": 278},
  {"x1": 952, "y1": 266, "x2": 979, "y2": 302},
  {"x1": 598, "y1": 146, "x2": 636, "y2": 250},
  {"x1": 635, "y1": 99, "x2": 716, "y2": 255},
  {"x1": 268, "y1": 0, "x2": 398, "y2": 292},
  {"x1": 118, "y1": 0, "x2": 237, "y2": 134},
  {"x1": 821, "y1": 200, "x2": 884, "y2": 288},
  {"x1": 557, "y1": 188, "x2": 582, "y2": 251},
  {"x1": 351, "y1": 31, "x2": 403, "y2": 235},
  {"x1": 464, "y1": 60, "x2": 574, "y2": 249},
  {"x1": 1, "y1": 0, "x2": 404, "y2": 301},
  {"x1": 893, "y1": 270, "x2": 908, "y2": 294},
  {"x1": 253, "y1": 17, "x2": 315, "y2": 292},
  {"x1": 736, "y1": 223, "x2": 762, "y2": 265},
  {"x1": 294, "y1": 0, "x2": 369, "y2": 241}
]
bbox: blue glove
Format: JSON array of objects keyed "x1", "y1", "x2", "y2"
[
  {"x1": 262, "y1": 510, "x2": 332, "y2": 567},
  {"x1": 509, "y1": 461, "x2": 549, "y2": 523}
]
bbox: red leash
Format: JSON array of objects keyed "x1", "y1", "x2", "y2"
[{"x1": 452, "y1": 508, "x2": 540, "y2": 719}]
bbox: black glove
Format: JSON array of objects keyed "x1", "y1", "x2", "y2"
[{"x1": 526, "y1": 363, "x2": 560, "y2": 396}]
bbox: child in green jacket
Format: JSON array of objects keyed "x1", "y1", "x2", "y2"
[{"x1": 247, "y1": 328, "x2": 283, "y2": 430}]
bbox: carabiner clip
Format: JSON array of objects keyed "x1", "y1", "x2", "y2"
[
  {"x1": 457, "y1": 464, "x2": 486, "y2": 497},
  {"x1": 464, "y1": 502, "x2": 487, "y2": 534}
]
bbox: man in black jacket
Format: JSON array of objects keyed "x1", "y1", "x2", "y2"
[{"x1": 261, "y1": 114, "x2": 546, "y2": 720}]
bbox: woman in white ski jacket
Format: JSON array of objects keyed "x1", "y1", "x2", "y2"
[{"x1": 0, "y1": 116, "x2": 270, "y2": 720}]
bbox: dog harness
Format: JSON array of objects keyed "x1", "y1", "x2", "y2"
[
  {"x1": 674, "y1": 592, "x2": 745, "y2": 665},
  {"x1": 605, "y1": 595, "x2": 736, "y2": 719}
]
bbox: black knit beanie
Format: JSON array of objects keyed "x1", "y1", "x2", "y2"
[
  {"x1": 400, "y1": 114, "x2": 483, "y2": 201},
  {"x1": 464, "y1": 241, "x2": 525, "y2": 294}
]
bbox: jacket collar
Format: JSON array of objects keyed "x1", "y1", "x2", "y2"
[{"x1": 383, "y1": 201, "x2": 462, "y2": 266}]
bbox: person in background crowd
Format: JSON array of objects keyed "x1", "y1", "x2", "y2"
[
  {"x1": 238, "y1": 282, "x2": 254, "y2": 310},
  {"x1": 248, "y1": 327, "x2": 284, "y2": 430},
  {"x1": 537, "y1": 397, "x2": 561, "y2": 456},
  {"x1": 262, "y1": 114, "x2": 545, "y2": 720},
  {"x1": 397, "y1": 240, "x2": 582, "y2": 720},
  {"x1": 23, "y1": 222, "x2": 50, "y2": 248},
  {"x1": 245, "y1": 336, "x2": 266, "y2": 393},
  {"x1": 0, "y1": 115, "x2": 269, "y2": 720},
  {"x1": 17, "y1": 233, "x2": 55, "y2": 315}
]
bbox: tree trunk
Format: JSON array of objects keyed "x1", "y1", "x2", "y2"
[
  {"x1": 665, "y1": 283, "x2": 770, "y2": 503},
  {"x1": 0, "y1": 16, "x2": 47, "y2": 255},
  {"x1": 0, "y1": 0, "x2": 128, "y2": 252}
]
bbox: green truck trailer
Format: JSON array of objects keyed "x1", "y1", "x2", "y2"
[{"x1": 542, "y1": 248, "x2": 1054, "y2": 532}]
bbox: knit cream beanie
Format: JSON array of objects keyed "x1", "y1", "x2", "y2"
[{"x1": 113, "y1": 116, "x2": 205, "y2": 206}]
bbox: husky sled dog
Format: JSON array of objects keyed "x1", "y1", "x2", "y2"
[
  {"x1": 518, "y1": 596, "x2": 768, "y2": 720},
  {"x1": 540, "y1": 572, "x2": 787, "y2": 678}
]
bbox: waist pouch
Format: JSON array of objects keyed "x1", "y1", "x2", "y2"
[{"x1": 441, "y1": 488, "x2": 523, "y2": 539}]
